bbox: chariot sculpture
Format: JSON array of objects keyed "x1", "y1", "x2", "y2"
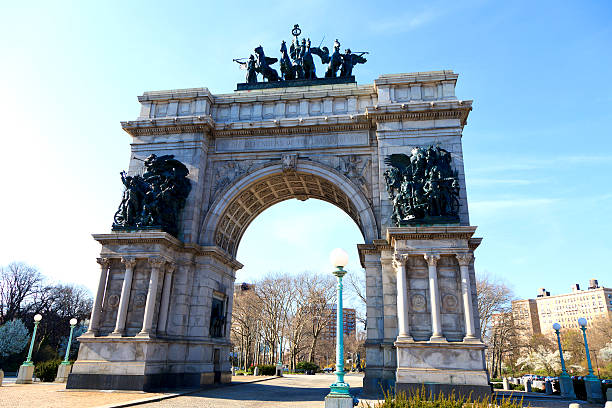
[{"x1": 234, "y1": 24, "x2": 367, "y2": 87}]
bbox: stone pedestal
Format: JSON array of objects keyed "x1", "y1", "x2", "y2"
[
  {"x1": 584, "y1": 376, "x2": 603, "y2": 403},
  {"x1": 607, "y1": 388, "x2": 612, "y2": 401},
  {"x1": 388, "y1": 226, "x2": 489, "y2": 399},
  {"x1": 254, "y1": 366, "x2": 259, "y2": 376},
  {"x1": 324, "y1": 394, "x2": 354, "y2": 408},
  {"x1": 16, "y1": 364, "x2": 34, "y2": 384},
  {"x1": 503, "y1": 377, "x2": 509, "y2": 390},
  {"x1": 395, "y1": 340, "x2": 490, "y2": 398},
  {"x1": 559, "y1": 375, "x2": 575, "y2": 399},
  {"x1": 275, "y1": 365, "x2": 283, "y2": 377},
  {"x1": 0, "y1": 369, "x2": 4, "y2": 386},
  {"x1": 55, "y1": 363, "x2": 73, "y2": 383},
  {"x1": 67, "y1": 232, "x2": 239, "y2": 391}
]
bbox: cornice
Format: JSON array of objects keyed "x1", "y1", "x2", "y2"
[
  {"x1": 121, "y1": 116, "x2": 215, "y2": 136},
  {"x1": 468, "y1": 237, "x2": 483, "y2": 251},
  {"x1": 366, "y1": 101, "x2": 472, "y2": 126},
  {"x1": 386, "y1": 226, "x2": 478, "y2": 247},
  {"x1": 92, "y1": 231, "x2": 242, "y2": 270},
  {"x1": 357, "y1": 243, "x2": 378, "y2": 268},
  {"x1": 137, "y1": 88, "x2": 214, "y2": 104}
]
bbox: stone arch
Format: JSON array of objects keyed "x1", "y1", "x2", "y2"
[{"x1": 199, "y1": 160, "x2": 378, "y2": 257}]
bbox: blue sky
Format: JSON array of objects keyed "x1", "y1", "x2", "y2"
[{"x1": 1, "y1": 1, "x2": 611, "y2": 310}]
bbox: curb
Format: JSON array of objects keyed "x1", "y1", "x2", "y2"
[{"x1": 95, "y1": 376, "x2": 279, "y2": 408}]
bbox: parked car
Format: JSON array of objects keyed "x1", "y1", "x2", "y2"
[
  {"x1": 601, "y1": 379, "x2": 612, "y2": 385},
  {"x1": 323, "y1": 367, "x2": 333, "y2": 373}
]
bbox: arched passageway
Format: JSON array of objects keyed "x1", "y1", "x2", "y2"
[{"x1": 200, "y1": 160, "x2": 378, "y2": 257}]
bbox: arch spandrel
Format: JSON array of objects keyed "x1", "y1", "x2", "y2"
[{"x1": 199, "y1": 160, "x2": 378, "y2": 257}]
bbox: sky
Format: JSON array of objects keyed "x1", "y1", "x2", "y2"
[{"x1": 0, "y1": 1, "x2": 611, "y2": 312}]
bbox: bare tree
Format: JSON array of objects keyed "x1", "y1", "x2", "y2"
[
  {"x1": 476, "y1": 272, "x2": 513, "y2": 340},
  {"x1": 0, "y1": 262, "x2": 44, "y2": 324},
  {"x1": 305, "y1": 274, "x2": 336, "y2": 363}
]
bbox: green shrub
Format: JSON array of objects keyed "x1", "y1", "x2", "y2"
[
  {"x1": 34, "y1": 359, "x2": 62, "y2": 382},
  {"x1": 257, "y1": 364, "x2": 276, "y2": 376},
  {"x1": 491, "y1": 382, "x2": 504, "y2": 389},
  {"x1": 296, "y1": 361, "x2": 319, "y2": 373},
  {"x1": 362, "y1": 387, "x2": 524, "y2": 408},
  {"x1": 509, "y1": 383, "x2": 524, "y2": 391}
]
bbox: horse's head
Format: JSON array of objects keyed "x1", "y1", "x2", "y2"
[
  {"x1": 254, "y1": 45, "x2": 264, "y2": 56},
  {"x1": 280, "y1": 41, "x2": 287, "y2": 54}
]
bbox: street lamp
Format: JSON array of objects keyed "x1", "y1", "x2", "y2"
[
  {"x1": 61, "y1": 318, "x2": 78, "y2": 365},
  {"x1": 16, "y1": 314, "x2": 42, "y2": 384},
  {"x1": 325, "y1": 248, "x2": 352, "y2": 406},
  {"x1": 578, "y1": 318, "x2": 603, "y2": 402},
  {"x1": 23, "y1": 314, "x2": 42, "y2": 366},
  {"x1": 552, "y1": 322, "x2": 575, "y2": 399}
]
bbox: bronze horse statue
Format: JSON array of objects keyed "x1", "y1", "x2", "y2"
[
  {"x1": 254, "y1": 46, "x2": 279, "y2": 82},
  {"x1": 279, "y1": 41, "x2": 297, "y2": 80}
]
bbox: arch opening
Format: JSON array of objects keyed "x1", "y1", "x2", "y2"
[{"x1": 200, "y1": 161, "x2": 378, "y2": 257}]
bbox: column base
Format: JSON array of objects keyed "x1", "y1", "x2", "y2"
[
  {"x1": 558, "y1": 374, "x2": 576, "y2": 399},
  {"x1": 55, "y1": 363, "x2": 73, "y2": 383},
  {"x1": 429, "y1": 335, "x2": 447, "y2": 342},
  {"x1": 396, "y1": 335, "x2": 414, "y2": 343},
  {"x1": 16, "y1": 364, "x2": 35, "y2": 384},
  {"x1": 325, "y1": 393, "x2": 355, "y2": 408},
  {"x1": 585, "y1": 376, "x2": 604, "y2": 403}
]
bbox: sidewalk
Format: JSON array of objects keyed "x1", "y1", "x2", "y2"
[{"x1": 0, "y1": 375, "x2": 275, "y2": 408}]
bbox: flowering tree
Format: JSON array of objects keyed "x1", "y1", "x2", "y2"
[
  {"x1": 600, "y1": 342, "x2": 612, "y2": 361},
  {"x1": 516, "y1": 345, "x2": 572, "y2": 375},
  {"x1": 0, "y1": 319, "x2": 29, "y2": 358}
]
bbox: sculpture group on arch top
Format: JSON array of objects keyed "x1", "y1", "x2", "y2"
[{"x1": 233, "y1": 24, "x2": 367, "y2": 85}]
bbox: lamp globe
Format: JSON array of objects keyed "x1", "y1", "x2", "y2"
[
  {"x1": 577, "y1": 317, "x2": 587, "y2": 328},
  {"x1": 70, "y1": 318, "x2": 78, "y2": 326},
  {"x1": 552, "y1": 322, "x2": 561, "y2": 331},
  {"x1": 34, "y1": 314, "x2": 42, "y2": 322},
  {"x1": 329, "y1": 248, "x2": 349, "y2": 268}
]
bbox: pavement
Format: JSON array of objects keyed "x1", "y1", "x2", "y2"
[{"x1": 0, "y1": 373, "x2": 606, "y2": 408}]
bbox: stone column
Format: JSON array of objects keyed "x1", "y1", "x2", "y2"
[
  {"x1": 85, "y1": 258, "x2": 110, "y2": 335},
  {"x1": 138, "y1": 257, "x2": 165, "y2": 337},
  {"x1": 424, "y1": 253, "x2": 445, "y2": 341},
  {"x1": 393, "y1": 254, "x2": 413, "y2": 341},
  {"x1": 157, "y1": 262, "x2": 175, "y2": 335},
  {"x1": 456, "y1": 253, "x2": 478, "y2": 341},
  {"x1": 111, "y1": 257, "x2": 136, "y2": 336}
]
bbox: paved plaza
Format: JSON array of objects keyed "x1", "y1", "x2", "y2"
[{"x1": 0, "y1": 374, "x2": 607, "y2": 408}]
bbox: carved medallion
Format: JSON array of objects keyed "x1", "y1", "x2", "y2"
[
  {"x1": 442, "y1": 294, "x2": 459, "y2": 312},
  {"x1": 133, "y1": 293, "x2": 147, "y2": 308},
  {"x1": 107, "y1": 294, "x2": 120, "y2": 308},
  {"x1": 411, "y1": 294, "x2": 427, "y2": 312}
]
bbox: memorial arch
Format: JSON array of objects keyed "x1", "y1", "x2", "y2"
[{"x1": 67, "y1": 70, "x2": 489, "y2": 397}]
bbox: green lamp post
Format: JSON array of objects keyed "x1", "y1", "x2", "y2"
[
  {"x1": 577, "y1": 318, "x2": 603, "y2": 402},
  {"x1": 552, "y1": 322, "x2": 575, "y2": 399},
  {"x1": 23, "y1": 314, "x2": 42, "y2": 366},
  {"x1": 326, "y1": 248, "x2": 351, "y2": 401},
  {"x1": 61, "y1": 318, "x2": 78, "y2": 365}
]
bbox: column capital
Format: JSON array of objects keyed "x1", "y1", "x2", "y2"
[
  {"x1": 424, "y1": 253, "x2": 440, "y2": 266},
  {"x1": 166, "y1": 262, "x2": 176, "y2": 274},
  {"x1": 96, "y1": 257, "x2": 111, "y2": 268},
  {"x1": 148, "y1": 257, "x2": 166, "y2": 269},
  {"x1": 393, "y1": 253, "x2": 408, "y2": 269},
  {"x1": 456, "y1": 253, "x2": 474, "y2": 266},
  {"x1": 121, "y1": 257, "x2": 137, "y2": 269}
]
